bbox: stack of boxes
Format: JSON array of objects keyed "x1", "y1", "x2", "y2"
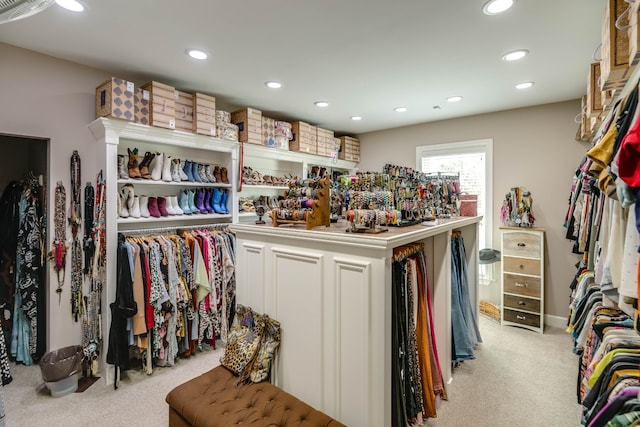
[
  {"x1": 231, "y1": 107, "x2": 262, "y2": 145},
  {"x1": 141, "y1": 81, "x2": 176, "y2": 130},
  {"x1": 192, "y1": 92, "x2": 217, "y2": 137},
  {"x1": 174, "y1": 90, "x2": 194, "y2": 133},
  {"x1": 338, "y1": 136, "x2": 360, "y2": 162},
  {"x1": 315, "y1": 128, "x2": 335, "y2": 157},
  {"x1": 290, "y1": 121, "x2": 317, "y2": 155}
]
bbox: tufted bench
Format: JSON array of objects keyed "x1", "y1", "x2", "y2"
[{"x1": 166, "y1": 365, "x2": 347, "y2": 427}]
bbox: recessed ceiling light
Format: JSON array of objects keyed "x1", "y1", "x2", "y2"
[
  {"x1": 482, "y1": 0, "x2": 515, "y2": 15},
  {"x1": 314, "y1": 101, "x2": 329, "y2": 108},
  {"x1": 351, "y1": 116, "x2": 362, "y2": 121},
  {"x1": 186, "y1": 49, "x2": 208, "y2": 60},
  {"x1": 446, "y1": 96, "x2": 463, "y2": 103},
  {"x1": 55, "y1": 0, "x2": 84, "y2": 12},
  {"x1": 265, "y1": 81, "x2": 282, "y2": 89},
  {"x1": 515, "y1": 81, "x2": 534, "y2": 90},
  {"x1": 394, "y1": 107, "x2": 407, "y2": 113},
  {"x1": 502, "y1": 49, "x2": 529, "y2": 61}
]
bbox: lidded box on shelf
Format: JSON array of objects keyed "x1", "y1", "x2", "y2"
[
  {"x1": 600, "y1": 0, "x2": 632, "y2": 90},
  {"x1": 193, "y1": 93, "x2": 217, "y2": 137},
  {"x1": 587, "y1": 62, "x2": 603, "y2": 118},
  {"x1": 316, "y1": 128, "x2": 335, "y2": 157},
  {"x1": 630, "y1": 0, "x2": 640, "y2": 65},
  {"x1": 262, "y1": 116, "x2": 276, "y2": 147},
  {"x1": 174, "y1": 90, "x2": 193, "y2": 133},
  {"x1": 338, "y1": 136, "x2": 360, "y2": 162},
  {"x1": 95, "y1": 77, "x2": 135, "y2": 121},
  {"x1": 141, "y1": 81, "x2": 176, "y2": 130},
  {"x1": 134, "y1": 87, "x2": 149, "y2": 125},
  {"x1": 231, "y1": 107, "x2": 262, "y2": 144},
  {"x1": 290, "y1": 121, "x2": 317, "y2": 154}
]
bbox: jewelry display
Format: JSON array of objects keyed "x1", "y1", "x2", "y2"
[{"x1": 271, "y1": 177, "x2": 331, "y2": 230}]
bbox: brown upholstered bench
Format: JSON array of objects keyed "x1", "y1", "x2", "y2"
[{"x1": 166, "y1": 365, "x2": 347, "y2": 427}]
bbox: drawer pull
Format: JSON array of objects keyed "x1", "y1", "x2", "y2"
[
  {"x1": 517, "y1": 301, "x2": 526, "y2": 306},
  {"x1": 519, "y1": 265, "x2": 524, "y2": 270},
  {"x1": 517, "y1": 242, "x2": 526, "y2": 247},
  {"x1": 515, "y1": 282, "x2": 528, "y2": 288},
  {"x1": 516, "y1": 315, "x2": 526, "y2": 320}
]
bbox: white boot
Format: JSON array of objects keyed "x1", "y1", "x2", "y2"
[
  {"x1": 118, "y1": 154, "x2": 129, "y2": 180},
  {"x1": 129, "y1": 196, "x2": 141, "y2": 218},
  {"x1": 139, "y1": 196, "x2": 150, "y2": 218},
  {"x1": 165, "y1": 195, "x2": 177, "y2": 215},
  {"x1": 118, "y1": 193, "x2": 129, "y2": 217},
  {"x1": 150, "y1": 152, "x2": 163, "y2": 181},
  {"x1": 170, "y1": 195, "x2": 183, "y2": 215},
  {"x1": 162, "y1": 154, "x2": 173, "y2": 182}
]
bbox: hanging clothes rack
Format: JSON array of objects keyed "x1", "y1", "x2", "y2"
[{"x1": 121, "y1": 223, "x2": 231, "y2": 237}]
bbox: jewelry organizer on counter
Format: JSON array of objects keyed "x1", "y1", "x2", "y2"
[{"x1": 271, "y1": 176, "x2": 330, "y2": 229}]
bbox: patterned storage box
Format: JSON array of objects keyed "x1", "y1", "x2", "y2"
[
  {"x1": 134, "y1": 87, "x2": 149, "y2": 125},
  {"x1": 193, "y1": 93, "x2": 217, "y2": 136},
  {"x1": 95, "y1": 77, "x2": 134, "y2": 120},
  {"x1": 262, "y1": 117, "x2": 276, "y2": 147},
  {"x1": 141, "y1": 81, "x2": 176, "y2": 129}
]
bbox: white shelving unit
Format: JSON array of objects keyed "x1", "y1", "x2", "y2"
[{"x1": 89, "y1": 117, "x2": 239, "y2": 384}]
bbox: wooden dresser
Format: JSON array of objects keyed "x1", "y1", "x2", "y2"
[{"x1": 500, "y1": 227, "x2": 545, "y2": 334}]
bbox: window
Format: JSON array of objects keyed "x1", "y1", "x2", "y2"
[{"x1": 416, "y1": 139, "x2": 493, "y2": 251}]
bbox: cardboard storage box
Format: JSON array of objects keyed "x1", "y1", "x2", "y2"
[
  {"x1": 290, "y1": 121, "x2": 317, "y2": 154},
  {"x1": 338, "y1": 136, "x2": 360, "y2": 162},
  {"x1": 231, "y1": 107, "x2": 262, "y2": 144},
  {"x1": 587, "y1": 62, "x2": 603, "y2": 118},
  {"x1": 600, "y1": 0, "x2": 631, "y2": 90},
  {"x1": 95, "y1": 77, "x2": 134, "y2": 120},
  {"x1": 192, "y1": 93, "x2": 217, "y2": 137},
  {"x1": 630, "y1": 0, "x2": 640, "y2": 65},
  {"x1": 316, "y1": 128, "x2": 335, "y2": 157},
  {"x1": 134, "y1": 87, "x2": 149, "y2": 125},
  {"x1": 262, "y1": 116, "x2": 276, "y2": 147},
  {"x1": 141, "y1": 81, "x2": 176, "y2": 129},
  {"x1": 174, "y1": 90, "x2": 194, "y2": 133}
]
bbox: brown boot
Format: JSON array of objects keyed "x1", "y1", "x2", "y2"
[
  {"x1": 138, "y1": 151, "x2": 155, "y2": 179},
  {"x1": 213, "y1": 166, "x2": 222, "y2": 183},
  {"x1": 128, "y1": 148, "x2": 142, "y2": 179},
  {"x1": 220, "y1": 166, "x2": 229, "y2": 184}
]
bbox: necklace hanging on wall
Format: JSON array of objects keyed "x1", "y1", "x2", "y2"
[
  {"x1": 83, "y1": 182, "x2": 94, "y2": 276},
  {"x1": 49, "y1": 181, "x2": 67, "y2": 304},
  {"x1": 69, "y1": 150, "x2": 83, "y2": 321}
]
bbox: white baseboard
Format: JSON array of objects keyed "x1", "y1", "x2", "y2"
[{"x1": 544, "y1": 314, "x2": 568, "y2": 330}]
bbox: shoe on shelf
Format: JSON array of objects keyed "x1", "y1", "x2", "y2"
[
  {"x1": 147, "y1": 197, "x2": 161, "y2": 218},
  {"x1": 150, "y1": 151, "x2": 164, "y2": 181},
  {"x1": 127, "y1": 148, "x2": 142, "y2": 179},
  {"x1": 192, "y1": 162, "x2": 202, "y2": 183},
  {"x1": 179, "y1": 190, "x2": 192, "y2": 214},
  {"x1": 187, "y1": 189, "x2": 198, "y2": 214},
  {"x1": 205, "y1": 165, "x2": 216, "y2": 183},
  {"x1": 170, "y1": 158, "x2": 181, "y2": 182},
  {"x1": 170, "y1": 195, "x2": 183, "y2": 215},
  {"x1": 177, "y1": 159, "x2": 189, "y2": 181},
  {"x1": 203, "y1": 188, "x2": 213, "y2": 213},
  {"x1": 118, "y1": 193, "x2": 129, "y2": 218},
  {"x1": 129, "y1": 196, "x2": 141, "y2": 218},
  {"x1": 220, "y1": 167, "x2": 229, "y2": 184},
  {"x1": 162, "y1": 154, "x2": 173, "y2": 182},
  {"x1": 194, "y1": 188, "x2": 207, "y2": 213},
  {"x1": 197, "y1": 164, "x2": 209, "y2": 183},
  {"x1": 139, "y1": 195, "x2": 150, "y2": 218},
  {"x1": 157, "y1": 196, "x2": 170, "y2": 216},
  {"x1": 139, "y1": 151, "x2": 155, "y2": 179},
  {"x1": 164, "y1": 195, "x2": 177, "y2": 215},
  {"x1": 219, "y1": 189, "x2": 229, "y2": 214},
  {"x1": 213, "y1": 166, "x2": 222, "y2": 183},
  {"x1": 117, "y1": 154, "x2": 129, "y2": 180},
  {"x1": 183, "y1": 160, "x2": 195, "y2": 182}
]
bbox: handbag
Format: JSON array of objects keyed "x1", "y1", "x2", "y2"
[{"x1": 220, "y1": 304, "x2": 281, "y2": 383}]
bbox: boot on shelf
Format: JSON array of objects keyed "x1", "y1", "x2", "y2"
[
  {"x1": 147, "y1": 197, "x2": 161, "y2": 218},
  {"x1": 162, "y1": 155, "x2": 173, "y2": 182},
  {"x1": 170, "y1": 196, "x2": 183, "y2": 215},
  {"x1": 170, "y1": 159, "x2": 182, "y2": 182},
  {"x1": 127, "y1": 148, "x2": 142, "y2": 179},
  {"x1": 164, "y1": 195, "x2": 176, "y2": 215},
  {"x1": 120, "y1": 184, "x2": 135, "y2": 213},
  {"x1": 118, "y1": 192, "x2": 129, "y2": 218},
  {"x1": 187, "y1": 189, "x2": 198, "y2": 214},
  {"x1": 213, "y1": 166, "x2": 222, "y2": 183},
  {"x1": 194, "y1": 188, "x2": 207, "y2": 213},
  {"x1": 117, "y1": 155, "x2": 129, "y2": 180},
  {"x1": 157, "y1": 196, "x2": 170, "y2": 216},
  {"x1": 203, "y1": 189, "x2": 213, "y2": 213},
  {"x1": 220, "y1": 167, "x2": 229, "y2": 184},
  {"x1": 219, "y1": 189, "x2": 229, "y2": 214},
  {"x1": 179, "y1": 190, "x2": 192, "y2": 214},
  {"x1": 129, "y1": 196, "x2": 141, "y2": 218},
  {"x1": 177, "y1": 159, "x2": 189, "y2": 181},
  {"x1": 151, "y1": 152, "x2": 164, "y2": 181},
  {"x1": 138, "y1": 152, "x2": 155, "y2": 179},
  {"x1": 183, "y1": 160, "x2": 195, "y2": 182},
  {"x1": 192, "y1": 162, "x2": 202, "y2": 183},
  {"x1": 139, "y1": 195, "x2": 150, "y2": 218},
  {"x1": 211, "y1": 188, "x2": 224, "y2": 214},
  {"x1": 197, "y1": 164, "x2": 209, "y2": 183},
  {"x1": 205, "y1": 165, "x2": 216, "y2": 182}
]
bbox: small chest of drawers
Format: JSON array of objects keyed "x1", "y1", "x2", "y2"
[{"x1": 500, "y1": 227, "x2": 545, "y2": 334}]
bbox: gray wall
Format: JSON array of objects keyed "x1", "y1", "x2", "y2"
[{"x1": 358, "y1": 100, "x2": 589, "y2": 319}]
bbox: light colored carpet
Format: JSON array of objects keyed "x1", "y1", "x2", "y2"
[{"x1": 3, "y1": 317, "x2": 581, "y2": 426}]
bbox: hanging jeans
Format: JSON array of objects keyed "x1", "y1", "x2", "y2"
[{"x1": 451, "y1": 236, "x2": 482, "y2": 362}]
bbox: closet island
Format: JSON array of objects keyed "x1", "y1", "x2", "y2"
[{"x1": 230, "y1": 215, "x2": 481, "y2": 426}]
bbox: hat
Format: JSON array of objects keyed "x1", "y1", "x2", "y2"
[{"x1": 479, "y1": 248, "x2": 501, "y2": 264}]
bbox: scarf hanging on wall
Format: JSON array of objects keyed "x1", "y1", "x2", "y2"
[
  {"x1": 83, "y1": 182, "x2": 94, "y2": 276},
  {"x1": 50, "y1": 181, "x2": 67, "y2": 304}
]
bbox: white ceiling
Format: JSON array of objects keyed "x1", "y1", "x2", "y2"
[{"x1": 0, "y1": 0, "x2": 605, "y2": 135}]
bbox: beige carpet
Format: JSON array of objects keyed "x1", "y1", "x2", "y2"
[{"x1": 3, "y1": 316, "x2": 581, "y2": 426}]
